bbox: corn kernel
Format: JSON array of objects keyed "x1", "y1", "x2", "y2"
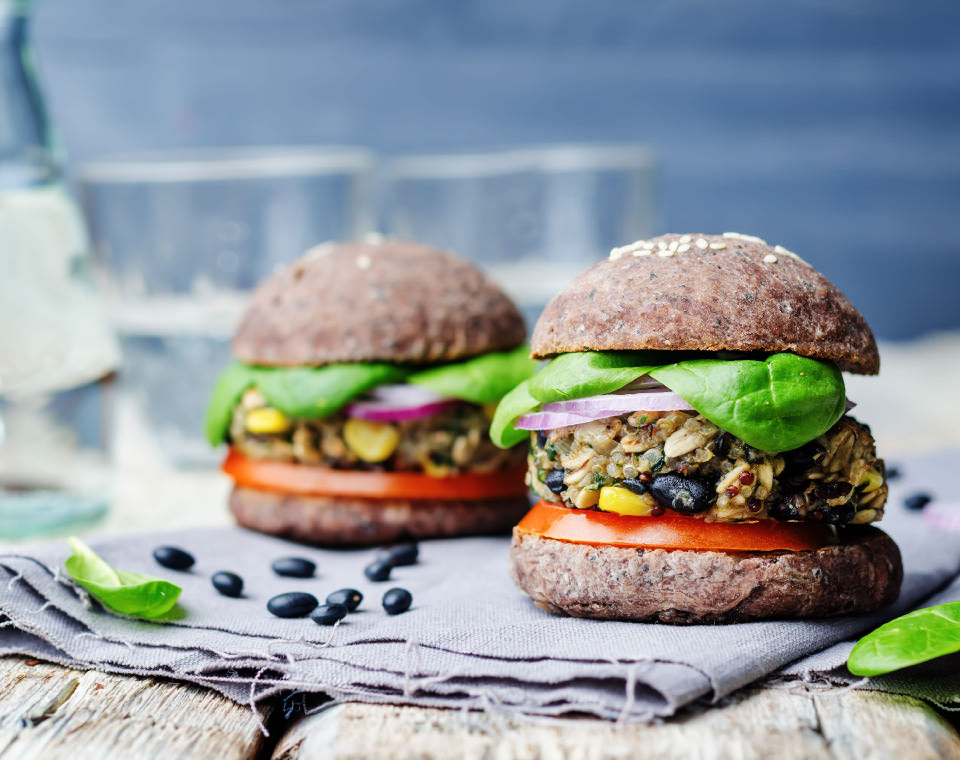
[
  {"x1": 245, "y1": 407, "x2": 291, "y2": 435},
  {"x1": 344, "y1": 418, "x2": 400, "y2": 463},
  {"x1": 598, "y1": 486, "x2": 657, "y2": 516},
  {"x1": 860, "y1": 468, "x2": 884, "y2": 493}
]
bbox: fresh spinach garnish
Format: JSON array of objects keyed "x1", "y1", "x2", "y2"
[
  {"x1": 65, "y1": 537, "x2": 182, "y2": 619},
  {"x1": 408, "y1": 346, "x2": 538, "y2": 405},
  {"x1": 489, "y1": 379, "x2": 540, "y2": 449},
  {"x1": 847, "y1": 602, "x2": 960, "y2": 677},
  {"x1": 489, "y1": 351, "x2": 846, "y2": 452}
]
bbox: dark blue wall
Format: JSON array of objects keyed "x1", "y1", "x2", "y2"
[{"x1": 32, "y1": 0, "x2": 960, "y2": 340}]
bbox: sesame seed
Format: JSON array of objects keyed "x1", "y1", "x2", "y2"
[
  {"x1": 642, "y1": 242, "x2": 655, "y2": 250},
  {"x1": 763, "y1": 254, "x2": 778, "y2": 263},
  {"x1": 658, "y1": 240, "x2": 668, "y2": 251},
  {"x1": 677, "y1": 244, "x2": 691, "y2": 253},
  {"x1": 609, "y1": 249, "x2": 625, "y2": 261},
  {"x1": 632, "y1": 249, "x2": 652, "y2": 257},
  {"x1": 709, "y1": 242, "x2": 726, "y2": 250},
  {"x1": 722, "y1": 232, "x2": 767, "y2": 244},
  {"x1": 679, "y1": 235, "x2": 692, "y2": 244},
  {"x1": 722, "y1": 232, "x2": 742, "y2": 239},
  {"x1": 774, "y1": 244, "x2": 799, "y2": 258},
  {"x1": 658, "y1": 249, "x2": 675, "y2": 258},
  {"x1": 696, "y1": 238, "x2": 709, "y2": 249},
  {"x1": 668, "y1": 241, "x2": 679, "y2": 252},
  {"x1": 356, "y1": 254, "x2": 372, "y2": 269}
]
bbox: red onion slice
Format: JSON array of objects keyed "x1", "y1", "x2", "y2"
[
  {"x1": 514, "y1": 410, "x2": 597, "y2": 431},
  {"x1": 544, "y1": 390, "x2": 694, "y2": 416},
  {"x1": 345, "y1": 384, "x2": 455, "y2": 422}
]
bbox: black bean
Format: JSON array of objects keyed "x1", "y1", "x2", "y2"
[
  {"x1": 267, "y1": 592, "x2": 318, "y2": 619},
  {"x1": 364, "y1": 559, "x2": 392, "y2": 582},
  {"x1": 544, "y1": 469, "x2": 566, "y2": 493},
  {"x1": 382, "y1": 587, "x2": 413, "y2": 615},
  {"x1": 311, "y1": 603, "x2": 348, "y2": 626},
  {"x1": 379, "y1": 543, "x2": 418, "y2": 567},
  {"x1": 211, "y1": 571, "x2": 244, "y2": 598},
  {"x1": 152, "y1": 546, "x2": 195, "y2": 571},
  {"x1": 712, "y1": 431, "x2": 731, "y2": 458},
  {"x1": 620, "y1": 478, "x2": 649, "y2": 496},
  {"x1": 536, "y1": 431, "x2": 547, "y2": 448},
  {"x1": 650, "y1": 474, "x2": 713, "y2": 514},
  {"x1": 271, "y1": 557, "x2": 316, "y2": 578},
  {"x1": 905, "y1": 493, "x2": 932, "y2": 511},
  {"x1": 781, "y1": 443, "x2": 824, "y2": 478},
  {"x1": 885, "y1": 464, "x2": 902, "y2": 481},
  {"x1": 817, "y1": 503, "x2": 856, "y2": 525},
  {"x1": 326, "y1": 588, "x2": 363, "y2": 612},
  {"x1": 814, "y1": 481, "x2": 854, "y2": 503}
]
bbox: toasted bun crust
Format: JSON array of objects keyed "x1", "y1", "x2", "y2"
[
  {"x1": 509, "y1": 526, "x2": 902, "y2": 623},
  {"x1": 229, "y1": 486, "x2": 530, "y2": 547},
  {"x1": 530, "y1": 233, "x2": 879, "y2": 374},
  {"x1": 233, "y1": 238, "x2": 526, "y2": 366}
]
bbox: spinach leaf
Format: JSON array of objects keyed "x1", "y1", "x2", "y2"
[
  {"x1": 253, "y1": 363, "x2": 407, "y2": 419},
  {"x1": 650, "y1": 353, "x2": 845, "y2": 452},
  {"x1": 204, "y1": 362, "x2": 257, "y2": 446},
  {"x1": 65, "y1": 537, "x2": 182, "y2": 619},
  {"x1": 408, "y1": 346, "x2": 538, "y2": 404},
  {"x1": 489, "y1": 379, "x2": 539, "y2": 448},
  {"x1": 527, "y1": 351, "x2": 661, "y2": 403},
  {"x1": 848, "y1": 602, "x2": 960, "y2": 677}
]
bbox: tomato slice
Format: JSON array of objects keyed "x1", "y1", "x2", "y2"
[
  {"x1": 222, "y1": 448, "x2": 528, "y2": 501},
  {"x1": 518, "y1": 501, "x2": 835, "y2": 552}
]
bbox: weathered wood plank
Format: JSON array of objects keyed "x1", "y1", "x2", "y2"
[
  {"x1": 273, "y1": 687, "x2": 960, "y2": 760},
  {"x1": 0, "y1": 656, "x2": 268, "y2": 760}
]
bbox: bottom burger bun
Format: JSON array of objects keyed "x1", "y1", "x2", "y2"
[
  {"x1": 509, "y1": 527, "x2": 902, "y2": 624},
  {"x1": 230, "y1": 486, "x2": 531, "y2": 547}
]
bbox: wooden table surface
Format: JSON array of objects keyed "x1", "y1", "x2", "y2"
[{"x1": 1, "y1": 655, "x2": 958, "y2": 760}]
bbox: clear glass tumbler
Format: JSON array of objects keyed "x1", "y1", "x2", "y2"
[
  {"x1": 80, "y1": 147, "x2": 376, "y2": 465},
  {"x1": 382, "y1": 144, "x2": 657, "y2": 326}
]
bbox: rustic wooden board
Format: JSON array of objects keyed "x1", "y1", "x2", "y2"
[
  {"x1": 0, "y1": 656, "x2": 269, "y2": 760},
  {"x1": 273, "y1": 687, "x2": 960, "y2": 760}
]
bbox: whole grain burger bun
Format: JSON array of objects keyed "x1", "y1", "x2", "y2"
[
  {"x1": 233, "y1": 238, "x2": 526, "y2": 366},
  {"x1": 509, "y1": 527, "x2": 902, "y2": 623},
  {"x1": 531, "y1": 232, "x2": 879, "y2": 374},
  {"x1": 230, "y1": 486, "x2": 530, "y2": 546}
]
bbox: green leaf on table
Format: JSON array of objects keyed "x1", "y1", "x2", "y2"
[
  {"x1": 408, "y1": 346, "x2": 538, "y2": 404},
  {"x1": 489, "y1": 379, "x2": 540, "y2": 449},
  {"x1": 651, "y1": 353, "x2": 846, "y2": 452},
  {"x1": 527, "y1": 351, "x2": 661, "y2": 403},
  {"x1": 64, "y1": 537, "x2": 182, "y2": 620},
  {"x1": 204, "y1": 362, "x2": 257, "y2": 446},
  {"x1": 848, "y1": 601, "x2": 960, "y2": 677},
  {"x1": 253, "y1": 363, "x2": 408, "y2": 418}
]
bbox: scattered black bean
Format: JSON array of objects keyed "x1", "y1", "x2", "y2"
[
  {"x1": 620, "y1": 478, "x2": 649, "y2": 496},
  {"x1": 650, "y1": 474, "x2": 713, "y2": 514},
  {"x1": 814, "y1": 481, "x2": 854, "y2": 503},
  {"x1": 311, "y1": 603, "x2": 348, "y2": 626},
  {"x1": 271, "y1": 557, "x2": 316, "y2": 578},
  {"x1": 152, "y1": 546, "x2": 195, "y2": 571},
  {"x1": 267, "y1": 592, "x2": 318, "y2": 618},
  {"x1": 326, "y1": 588, "x2": 363, "y2": 612},
  {"x1": 211, "y1": 571, "x2": 244, "y2": 598},
  {"x1": 364, "y1": 560, "x2": 392, "y2": 582},
  {"x1": 816, "y1": 503, "x2": 856, "y2": 525},
  {"x1": 382, "y1": 587, "x2": 413, "y2": 615},
  {"x1": 379, "y1": 543, "x2": 419, "y2": 567},
  {"x1": 536, "y1": 431, "x2": 547, "y2": 448},
  {"x1": 905, "y1": 493, "x2": 932, "y2": 512},
  {"x1": 544, "y1": 469, "x2": 566, "y2": 493}
]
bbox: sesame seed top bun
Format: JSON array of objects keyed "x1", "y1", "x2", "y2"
[
  {"x1": 530, "y1": 233, "x2": 879, "y2": 374},
  {"x1": 233, "y1": 238, "x2": 527, "y2": 366}
]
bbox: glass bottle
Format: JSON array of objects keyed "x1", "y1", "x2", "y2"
[{"x1": 0, "y1": 0, "x2": 119, "y2": 538}]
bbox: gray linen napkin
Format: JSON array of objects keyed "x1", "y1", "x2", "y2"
[{"x1": 2, "y1": 452, "x2": 959, "y2": 722}]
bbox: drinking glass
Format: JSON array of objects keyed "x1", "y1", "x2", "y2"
[
  {"x1": 382, "y1": 144, "x2": 657, "y2": 325},
  {"x1": 80, "y1": 147, "x2": 376, "y2": 465}
]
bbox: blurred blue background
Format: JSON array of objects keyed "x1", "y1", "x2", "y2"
[{"x1": 32, "y1": 0, "x2": 960, "y2": 340}]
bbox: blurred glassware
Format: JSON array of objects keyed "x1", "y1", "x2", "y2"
[
  {"x1": 0, "y1": 0, "x2": 118, "y2": 538},
  {"x1": 79, "y1": 147, "x2": 375, "y2": 466},
  {"x1": 382, "y1": 143, "x2": 657, "y2": 325}
]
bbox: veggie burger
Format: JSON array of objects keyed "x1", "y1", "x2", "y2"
[
  {"x1": 206, "y1": 238, "x2": 536, "y2": 546},
  {"x1": 491, "y1": 232, "x2": 902, "y2": 623}
]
